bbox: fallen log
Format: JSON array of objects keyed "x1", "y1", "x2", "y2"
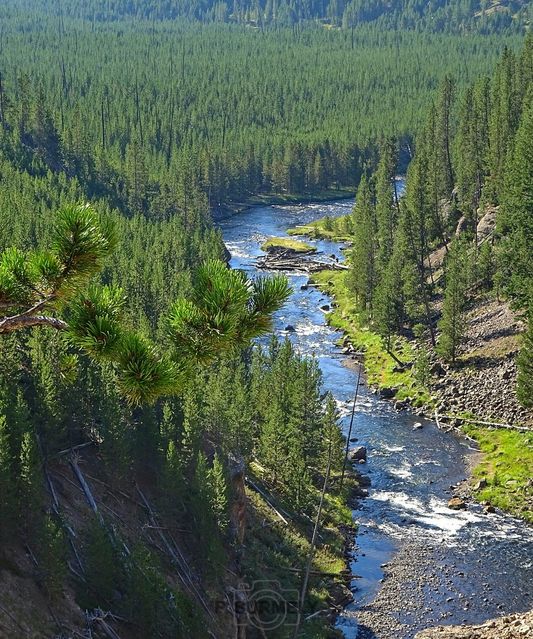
[
  {"x1": 135, "y1": 485, "x2": 215, "y2": 622},
  {"x1": 440, "y1": 414, "x2": 531, "y2": 432},
  {"x1": 245, "y1": 477, "x2": 290, "y2": 524},
  {"x1": 255, "y1": 255, "x2": 349, "y2": 273},
  {"x1": 70, "y1": 457, "x2": 101, "y2": 518}
]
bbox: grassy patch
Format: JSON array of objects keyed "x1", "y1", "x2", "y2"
[
  {"x1": 286, "y1": 206, "x2": 359, "y2": 242},
  {"x1": 464, "y1": 426, "x2": 533, "y2": 522},
  {"x1": 287, "y1": 214, "x2": 353, "y2": 242},
  {"x1": 310, "y1": 270, "x2": 432, "y2": 407},
  {"x1": 261, "y1": 237, "x2": 316, "y2": 253},
  {"x1": 242, "y1": 468, "x2": 355, "y2": 638}
]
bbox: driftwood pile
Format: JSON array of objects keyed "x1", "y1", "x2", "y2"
[{"x1": 255, "y1": 248, "x2": 349, "y2": 273}]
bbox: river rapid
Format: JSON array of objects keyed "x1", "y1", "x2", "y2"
[{"x1": 218, "y1": 199, "x2": 533, "y2": 639}]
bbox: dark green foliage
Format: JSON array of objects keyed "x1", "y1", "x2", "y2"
[
  {"x1": 497, "y1": 86, "x2": 533, "y2": 308},
  {"x1": 0, "y1": 7, "x2": 519, "y2": 216},
  {"x1": 79, "y1": 519, "x2": 122, "y2": 609},
  {"x1": 5, "y1": 0, "x2": 530, "y2": 33},
  {"x1": 437, "y1": 239, "x2": 470, "y2": 363},
  {"x1": 517, "y1": 306, "x2": 533, "y2": 408},
  {"x1": 349, "y1": 174, "x2": 377, "y2": 311},
  {"x1": 79, "y1": 521, "x2": 202, "y2": 639},
  {"x1": 209, "y1": 453, "x2": 229, "y2": 533},
  {"x1": 166, "y1": 261, "x2": 291, "y2": 363},
  {"x1": 37, "y1": 514, "x2": 67, "y2": 598},
  {"x1": 321, "y1": 392, "x2": 344, "y2": 476},
  {"x1": 1, "y1": 204, "x2": 288, "y2": 405}
]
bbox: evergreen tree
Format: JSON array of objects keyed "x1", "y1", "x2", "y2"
[
  {"x1": 374, "y1": 247, "x2": 405, "y2": 351},
  {"x1": 437, "y1": 239, "x2": 469, "y2": 363},
  {"x1": 517, "y1": 306, "x2": 533, "y2": 408},
  {"x1": 375, "y1": 138, "x2": 397, "y2": 272},
  {"x1": 209, "y1": 453, "x2": 229, "y2": 533},
  {"x1": 321, "y1": 392, "x2": 344, "y2": 477},
  {"x1": 497, "y1": 86, "x2": 533, "y2": 308},
  {"x1": 350, "y1": 174, "x2": 377, "y2": 311}
]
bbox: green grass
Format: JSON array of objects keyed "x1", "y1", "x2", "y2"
[
  {"x1": 464, "y1": 427, "x2": 533, "y2": 522},
  {"x1": 261, "y1": 237, "x2": 316, "y2": 253},
  {"x1": 287, "y1": 214, "x2": 353, "y2": 241},
  {"x1": 310, "y1": 269, "x2": 432, "y2": 407},
  {"x1": 242, "y1": 466, "x2": 356, "y2": 638}
]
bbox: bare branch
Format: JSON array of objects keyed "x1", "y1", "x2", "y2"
[{"x1": 0, "y1": 314, "x2": 67, "y2": 333}]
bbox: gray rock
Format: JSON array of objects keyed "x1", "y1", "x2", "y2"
[
  {"x1": 447, "y1": 497, "x2": 466, "y2": 510},
  {"x1": 430, "y1": 362, "x2": 447, "y2": 377},
  {"x1": 348, "y1": 446, "x2": 367, "y2": 462}
]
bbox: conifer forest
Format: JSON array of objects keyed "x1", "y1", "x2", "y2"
[{"x1": 0, "y1": 1, "x2": 532, "y2": 638}]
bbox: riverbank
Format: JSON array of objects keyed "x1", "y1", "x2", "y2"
[
  {"x1": 310, "y1": 269, "x2": 432, "y2": 408},
  {"x1": 243, "y1": 466, "x2": 360, "y2": 637},
  {"x1": 213, "y1": 188, "x2": 356, "y2": 221},
  {"x1": 308, "y1": 266, "x2": 532, "y2": 523}
]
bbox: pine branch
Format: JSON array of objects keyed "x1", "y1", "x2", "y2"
[{"x1": 0, "y1": 313, "x2": 67, "y2": 333}]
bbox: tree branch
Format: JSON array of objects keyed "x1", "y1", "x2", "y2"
[{"x1": 0, "y1": 314, "x2": 67, "y2": 333}]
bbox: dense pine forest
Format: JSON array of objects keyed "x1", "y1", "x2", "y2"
[
  {"x1": 0, "y1": 0, "x2": 531, "y2": 637},
  {"x1": 343, "y1": 35, "x2": 532, "y2": 404},
  {"x1": 7, "y1": 0, "x2": 533, "y2": 31}
]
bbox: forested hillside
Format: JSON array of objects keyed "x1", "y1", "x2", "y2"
[
  {"x1": 345, "y1": 35, "x2": 533, "y2": 405},
  {"x1": 306, "y1": 35, "x2": 532, "y2": 519},
  {"x1": 0, "y1": 5, "x2": 521, "y2": 216},
  {"x1": 0, "y1": 1, "x2": 531, "y2": 636},
  {"x1": 6, "y1": 0, "x2": 532, "y2": 32}
]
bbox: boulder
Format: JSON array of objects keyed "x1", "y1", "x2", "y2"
[
  {"x1": 320, "y1": 304, "x2": 330, "y2": 311},
  {"x1": 430, "y1": 362, "x2": 447, "y2": 378},
  {"x1": 476, "y1": 206, "x2": 498, "y2": 243},
  {"x1": 379, "y1": 386, "x2": 397, "y2": 399},
  {"x1": 413, "y1": 422, "x2": 424, "y2": 430},
  {"x1": 284, "y1": 325, "x2": 296, "y2": 332},
  {"x1": 348, "y1": 446, "x2": 367, "y2": 462},
  {"x1": 447, "y1": 497, "x2": 466, "y2": 510},
  {"x1": 394, "y1": 400, "x2": 408, "y2": 411},
  {"x1": 300, "y1": 283, "x2": 309, "y2": 291}
]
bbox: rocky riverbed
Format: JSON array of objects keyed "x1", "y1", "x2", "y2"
[{"x1": 415, "y1": 610, "x2": 533, "y2": 638}]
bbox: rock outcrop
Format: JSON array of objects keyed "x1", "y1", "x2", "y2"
[{"x1": 430, "y1": 297, "x2": 532, "y2": 428}]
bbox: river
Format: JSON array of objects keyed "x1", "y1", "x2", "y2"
[{"x1": 218, "y1": 199, "x2": 533, "y2": 639}]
